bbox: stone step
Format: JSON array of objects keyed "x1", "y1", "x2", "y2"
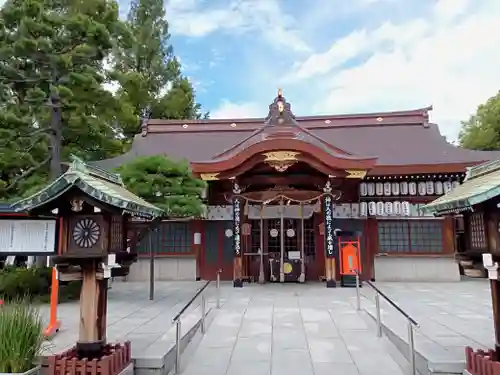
[
  {"x1": 364, "y1": 306, "x2": 465, "y2": 375},
  {"x1": 132, "y1": 303, "x2": 215, "y2": 375}
]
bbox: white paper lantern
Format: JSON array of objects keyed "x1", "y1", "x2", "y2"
[
  {"x1": 426, "y1": 181, "x2": 434, "y2": 195},
  {"x1": 443, "y1": 181, "x2": 452, "y2": 193},
  {"x1": 360, "y1": 202, "x2": 368, "y2": 217},
  {"x1": 384, "y1": 182, "x2": 392, "y2": 196},
  {"x1": 402, "y1": 201, "x2": 410, "y2": 216},
  {"x1": 360, "y1": 182, "x2": 368, "y2": 196},
  {"x1": 400, "y1": 181, "x2": 409, "y2": 195},
  {"x1": 408, "y1": 182, "x2": 417, "y2": 195},
  {"x1": 393, "y1": 201, "x2": 402, "y2": 216},
  {"x1": 375, "y1": 183, "x2": 384, "y2": 196},
  {"x1": 452, "y1": 180, "x2": 460, "y2": 190},
  {"x1": 417, "y1": 182, "x2": 427, "y2": 195},
  {"x1": 367, "y1": 183, "x2": 375, "y2": 196},
  {"x1": 376, "y1": 202, "x2": 385, "y2": 216},
  {"x1": 391, "y1": 182, "x2": 400, "y2": 195},
  {"x1": 434, "y1": 181, "x2": 443, "y2": 195},
  {"x1": 334, "y1": 204, "x2": 343, "y2": 218},
  {"x1": 351, "y1": 203, "x2": 360, "y2": 218},
  {"x1": 368, "y1": 201, "x2": 376, "y2": 216},
  {"x1": 384, "y1": 201, "x2": 393, "y2": 216}
]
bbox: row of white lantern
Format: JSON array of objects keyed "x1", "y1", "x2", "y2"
[
  {"x1": 359, "y1": 180, "x2": 460, "y2": 197},
  {"x1": 332, "y1": 201, "x2": 432, "y2": 218}
]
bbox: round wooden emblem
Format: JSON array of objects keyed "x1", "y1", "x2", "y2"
[{"x1": 73, "y1": 218, "x2": 101, "y2": 248}]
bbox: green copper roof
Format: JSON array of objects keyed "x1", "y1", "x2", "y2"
[
  {"x1": 422, "y1": 159, "x2": 500, "y2": 215},
  {"x1": 12, "y1": 156, "x2": 164, "y2": 219}
]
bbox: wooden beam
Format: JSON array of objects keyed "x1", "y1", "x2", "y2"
[
  {"x1": 239, "y1": 174, "x2": 325, "y2": 186},
  {"x1": 58, "y1": 271, "x2": 83, "y2": 282}
]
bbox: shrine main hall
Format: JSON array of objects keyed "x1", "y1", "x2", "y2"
[{"x1": 98, "y1": 91, "x2": 500, "y2": 285}]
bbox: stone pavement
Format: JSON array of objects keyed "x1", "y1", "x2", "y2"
[
  {"x1": 181, "y1": 284, "x2": 408, "y2": 375},
  {"x1": 361, "y1": 279, "x2": 494, "y2": 372},
  {"x1": 39, "y1": 280, "x2": 211, "y2": 355}
]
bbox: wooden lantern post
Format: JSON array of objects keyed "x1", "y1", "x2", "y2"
[{"x1": 11, "y1": 157, "x2": 164, "y2": 367}]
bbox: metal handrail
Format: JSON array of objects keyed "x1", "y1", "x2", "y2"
[
  {"x1": 172, "y1": 280, "x2": 211, "y2": 323},
  {"x1": 354, "y1": 270, "x2": 419, "y2": 327},
  {"x1": 172, "y1": 270, "x2": 222, "y2": 374},
  {"x1": 352, "y1": 270, "x2": 419, "y2": 375}
]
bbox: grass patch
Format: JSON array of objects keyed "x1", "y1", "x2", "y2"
[{"x1": 0, "y1": 301, "x2": 45, "y2": 373}]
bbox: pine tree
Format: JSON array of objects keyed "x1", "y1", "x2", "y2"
[
  {"x1": 0, "y1": 0, "x2": 131, "y2": 200},
  {"x1": 111, "y1": 0, "x2": 206, "y2": 140}
]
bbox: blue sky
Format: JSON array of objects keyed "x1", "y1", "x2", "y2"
[
  {"x1": 2, "y1": 0, "x2": 494, "y2": 142},
  {"x1": 149, "y1": 0, "x2": 499, "y2": 143}
]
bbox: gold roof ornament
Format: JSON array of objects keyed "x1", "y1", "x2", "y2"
[{"x1": 277, "y1": 88, "x2": 284, "y2": 113}]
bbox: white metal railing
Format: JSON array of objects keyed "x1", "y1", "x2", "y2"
[
  {"x1": 353, "y1": 270, "x2": 420, "y2": 375},
  {"x1": 171, "y1": 269, "x2": 222, "y2": 374}
]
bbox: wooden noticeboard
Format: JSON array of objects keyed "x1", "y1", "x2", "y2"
[{"x1": 0, "y1": 217, "x2": 58, "y2": 255}]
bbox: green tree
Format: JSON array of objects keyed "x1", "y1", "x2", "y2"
[
  {"x1": 0, "y1": 0, "x2": 131, "y2": 200},
  {"x1": 459, "y1": 91, "x2": 500, "y2": 150},
  {"x1": 110, "y1": 0, "x2": 206, "y2": 140},
  {"x1": 117, "y1": 155, "x2": 207, "y2": 217}
]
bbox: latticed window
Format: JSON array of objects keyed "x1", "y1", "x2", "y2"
[
  {"x1": 137, "y1": 222, "x2": 193, "y2": 254},
  {"x1": 378, "y1": 220, "x2": 443, "y2": 253},
  {"x1": 110, "y1": 216, "x2": 124, "y2": 251},
  {"x1": 469, "y1": 213, "x2": 487, "y2": 249}
]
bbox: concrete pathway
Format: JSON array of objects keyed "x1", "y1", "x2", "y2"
[
  {"x1": 361, "y1": 279, "x2": 494, "y2": 372},
  {"x1": 362, "y1": 279, "x2": 493, "y2": 349},
  {"x1": 40, "y1": 280, "x2": 210, "y2": 354},
  {"x1": 182, "y1": 284, "x2": 407, "y2": 375}
]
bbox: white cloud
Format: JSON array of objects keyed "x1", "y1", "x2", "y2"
[
  {"x1": 211, "y1": 100, "x2": 263, "y2": 119},
  {"x1": 281, "y1": 0, "x2": 500, "y2": 141},
  {"x1": 164, "y1": 0, "x2": 311, "y2": 53}
]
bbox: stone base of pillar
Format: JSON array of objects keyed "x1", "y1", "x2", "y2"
[
  {"x1": 326, "y1": 279, "x2": 337, "y2": 288},
  {"x1": 233, "y1": 279, "x2": 243, "y2": 288}
]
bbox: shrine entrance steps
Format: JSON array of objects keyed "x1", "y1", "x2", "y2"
[{"x1": 179, "y1": 283, "x2": 409, "y2": 375}]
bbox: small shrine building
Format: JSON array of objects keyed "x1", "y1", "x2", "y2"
[{"x1": 98, "y1": 91, "x2": 500, "y2": 284}]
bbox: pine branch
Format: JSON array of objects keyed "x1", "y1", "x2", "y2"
[
  {"x1": 0, "y1": 127, "x2": 53, "y2": 147},
  {"x1": 4, "y1": 156, "x2": 51, "y2": 192}
]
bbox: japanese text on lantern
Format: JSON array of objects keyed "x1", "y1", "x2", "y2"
[
  {"x1": 233, "y1": 199, "x2": 241, "y2": 255},
  {"x1": 324, "y1": 195, "x2": 334, "y2": 257}
]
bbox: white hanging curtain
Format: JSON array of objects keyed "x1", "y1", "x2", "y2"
[{"x1": 246, "y1": 202, "x2": 321, "y2": 219}]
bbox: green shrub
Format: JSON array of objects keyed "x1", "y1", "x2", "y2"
[
  {"x1": 0, "y1": 301, "x2": 45, "y2": 373},
  {"x1": 0, "y1": 266, "x2": 80, "y2": 303}
]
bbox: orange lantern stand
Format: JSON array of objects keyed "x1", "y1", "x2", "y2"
[{"x1": 339, "y1": 234, "x2": 362, "y2": 288}]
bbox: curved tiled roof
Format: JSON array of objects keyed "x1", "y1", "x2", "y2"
[{"x1": 96, "y1": 101, "x2": 500, "y2": 173}]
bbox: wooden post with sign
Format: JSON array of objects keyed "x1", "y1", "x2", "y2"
[
  {"x1": 232, "y1": 181, "x2": 244, "y2": 287},
  {"x1": 322, "y1": 180, "x2": 337, "y2": 288}
]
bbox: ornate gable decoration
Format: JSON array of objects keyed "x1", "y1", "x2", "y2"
[
  {"x1": 264, "y1": 88, "x2": 299, "y2": 127},
  {"x1": 263, "y1": 151, "x2": 299, "y2": 172}
]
